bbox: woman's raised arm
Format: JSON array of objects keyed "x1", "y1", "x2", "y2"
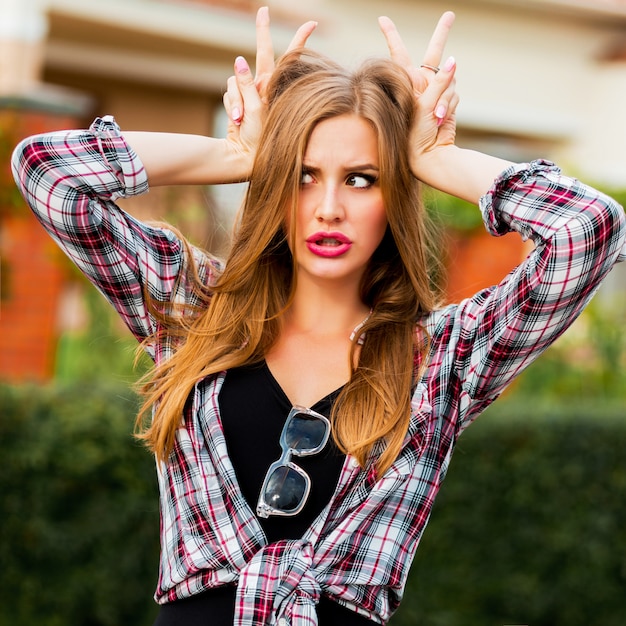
[{"x1": 121, "y1": 57, "x2": 258, "y2": 188}]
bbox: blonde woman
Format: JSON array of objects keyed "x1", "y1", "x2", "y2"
[{"x1": 12, "y1": 8, "x2": 625, "y2": 626}]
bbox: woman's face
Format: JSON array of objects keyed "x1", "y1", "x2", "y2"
[{"x1": 291, "y1": 113, "x2": 388, "y2": 290}]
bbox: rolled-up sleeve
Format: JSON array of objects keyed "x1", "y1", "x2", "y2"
[
  {"x1": 425, "y1": 160, "x2": 626, "y2": 433},
  {"x1": 11, "y1": 116, "x2": 193, "y2": 349}
]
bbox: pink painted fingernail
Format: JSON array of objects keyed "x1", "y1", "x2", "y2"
[
  {"x1": 232, "y1": 107, "x2": 242, "y2": 125},
  {"x1": 435, "y1": 104, "x2": 447, "y2": 119},
  {"x1": 443, "y1": 56, "x2": 456, "y2": 72},
  {"x1": 235, "y1": 56, "x2": 249, "y2": 74}
]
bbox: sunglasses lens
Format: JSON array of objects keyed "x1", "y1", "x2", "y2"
[
  {"x1": 258, "y1": 408, "x2": 331, "y2": 518},
  {"x1": 284, "y1": 413, "x2": 328, "y2": 452},
  {"x1": 263, "y1": 465, "x2": 308, "y2": 513}
]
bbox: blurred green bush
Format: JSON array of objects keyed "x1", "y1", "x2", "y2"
[
  {"x1": 55, "y1": 287, "x2": 151, "y2": 385},
  {"x1": 0, "y1": 383, "x2": 159, "y2": 626},
  {"x1": 507, "y1": 297, "x2": 626, "y2": 404},
  {"x1": 1, "y1": 383, "x2": 625, "y2": 625},
  {"x1": 391, "y1": 402, "x2": 626, "y2": 626}
]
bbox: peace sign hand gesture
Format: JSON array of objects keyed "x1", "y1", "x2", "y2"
[
  {"x1": 253, "y1": 7, "x2": 318, "y2": 106},
  {"x1": 222, "y1": 7, "x2": 317, "y2": 176},
  {"x1": 379, "y1": 12, "x2": 459, "y2": 179}
]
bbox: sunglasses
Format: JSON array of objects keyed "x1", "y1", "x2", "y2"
[{"x1": 256, "y1": 406, "x2": 331, "y2": 519}]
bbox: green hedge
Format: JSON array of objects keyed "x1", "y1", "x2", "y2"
[
  {"x1": 391, "y1": 402, "x2": 626, "y2": 626},
  {"x1": 1, "y1": 385, "x2": 625, "y2": 625},
  {"x1": 0, "y1": 383, "x2": 159, "y2": 626}
]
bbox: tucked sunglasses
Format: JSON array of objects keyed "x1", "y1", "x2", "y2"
[{"x1": 256, "y1": 406, "x2": 331, "y2": 519}]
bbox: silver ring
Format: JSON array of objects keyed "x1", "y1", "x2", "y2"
[{"x1": 420, "y1": 63, "x2": 440, "y2": 74}]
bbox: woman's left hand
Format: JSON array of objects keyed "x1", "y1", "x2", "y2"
[{"x1": 379, "y1": 12, "x2": 459, "y2": 176}]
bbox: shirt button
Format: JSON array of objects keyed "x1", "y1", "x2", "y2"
[{"x1": 277, "y1": 619, "x2": 288, "y2": 626}]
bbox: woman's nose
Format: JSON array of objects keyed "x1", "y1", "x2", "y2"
[{"x1": 314, "y1": 185, "x2": 345, "y2": 223}]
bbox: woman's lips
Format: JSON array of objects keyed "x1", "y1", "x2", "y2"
[{"x1": 305, "y1": 232, "x2": 352, "y2": 257}]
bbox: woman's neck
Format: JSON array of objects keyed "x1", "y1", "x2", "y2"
[
  {"x1": 265, "y1": 279, "x2": 370, "y2": 407},
  {"x1": 285, "y1": 278, "x2": 370, "y2": 339}
]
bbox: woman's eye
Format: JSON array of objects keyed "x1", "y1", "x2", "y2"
[
  {"x1": 301, "y1": 171, "x2": 314, "y2": 184},
  {"x1": 347, "y1": 174, "x2": 376, "y2": 189}
]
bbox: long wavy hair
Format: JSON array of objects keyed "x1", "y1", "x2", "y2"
[{"x1": 136, "y1": 49, "x2": 442, "y2": 476}]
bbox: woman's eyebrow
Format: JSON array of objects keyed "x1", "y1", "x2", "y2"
[
  {"x1": 302, "y1": 162, "x2": 380, "y2": 172},
  {"x1": 346, "y1": 163, "x2": 380, "y2": 172}
]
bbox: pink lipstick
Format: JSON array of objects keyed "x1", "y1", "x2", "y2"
[{"x1": 306, "y1": 231, "x2": 352, "y2": 258}]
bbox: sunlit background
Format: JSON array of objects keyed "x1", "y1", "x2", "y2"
[{"x1": 2, "y1": 0, "x2": 626, "y2": 382}]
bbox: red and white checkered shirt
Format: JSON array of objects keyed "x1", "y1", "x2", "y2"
[{"x1": 12, "y1": 116, "x2": 626, "y2": 625}]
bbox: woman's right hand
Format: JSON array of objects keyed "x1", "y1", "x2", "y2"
[
  {"x1": 222, "y1": 7, "x2": 317, "y2": 176},
  {"x1": 122, "y1": 8, "x2": 316, "y2": 188}
]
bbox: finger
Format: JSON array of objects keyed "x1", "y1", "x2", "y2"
[
  {"x1": 235, "y1": 55, "x2": 262, "y2": 116},
  {"x1": 378, "y1": 16, "x2": 412, "y2": 69},
  {"x1": 427, "y1": 57, "x2": 457, "y2": 125},
  {"x1": 224, "y1": 75, "x2": 242, "y2": 126},
  {"x1": 417, "y1": 56, "x2": 456, "y2": 114},
  {"x1": 255, "y1": 6, "x2": 274, "y2": 80},
  {"x1": 436, "y1": 96, "x2": 459, "y2": 131},
  {"x1": 448, "y1": 92, "x2": 460, "y2": 117},
  {"x1": 422, "y1": 11, "x2": 455, "y2": 69},
  {"x1": 435, "y1": 84, "x2": 459, "y2": 127},
  {"x1": 286, "y1": 19, "x2": 318, "y2": 52}
]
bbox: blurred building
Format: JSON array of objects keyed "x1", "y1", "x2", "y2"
[{"x1": 1, "y1": 0, "x2": 625, "y2": 381}]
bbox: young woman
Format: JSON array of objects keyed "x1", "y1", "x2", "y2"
[{"x1": 12, "y1": 8, "x2": 625, "y2": 626}]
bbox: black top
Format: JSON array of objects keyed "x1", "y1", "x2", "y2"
[
  {"x1": 220, "y1": 360, "x2": 346, "y2": 543},
  {"x1": 153, "y1": 361, "x2": 376, "y2": 625}
]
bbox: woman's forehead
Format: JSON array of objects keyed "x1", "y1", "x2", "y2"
[{"x1": 304, "y1": 114, "x2": 379, "y2": 165}]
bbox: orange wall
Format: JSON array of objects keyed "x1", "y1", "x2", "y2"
[{"x1": 0, "y1": 108, "x2": 80, "y2": 383}]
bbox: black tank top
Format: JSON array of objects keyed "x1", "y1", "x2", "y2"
[{"x1": 153, "y1": 361, "x2": 376, "y2": 625}]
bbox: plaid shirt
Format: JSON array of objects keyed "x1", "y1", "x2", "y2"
[{"x1": 12, "y1": 116, "x2": 626, "y2": 625}]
